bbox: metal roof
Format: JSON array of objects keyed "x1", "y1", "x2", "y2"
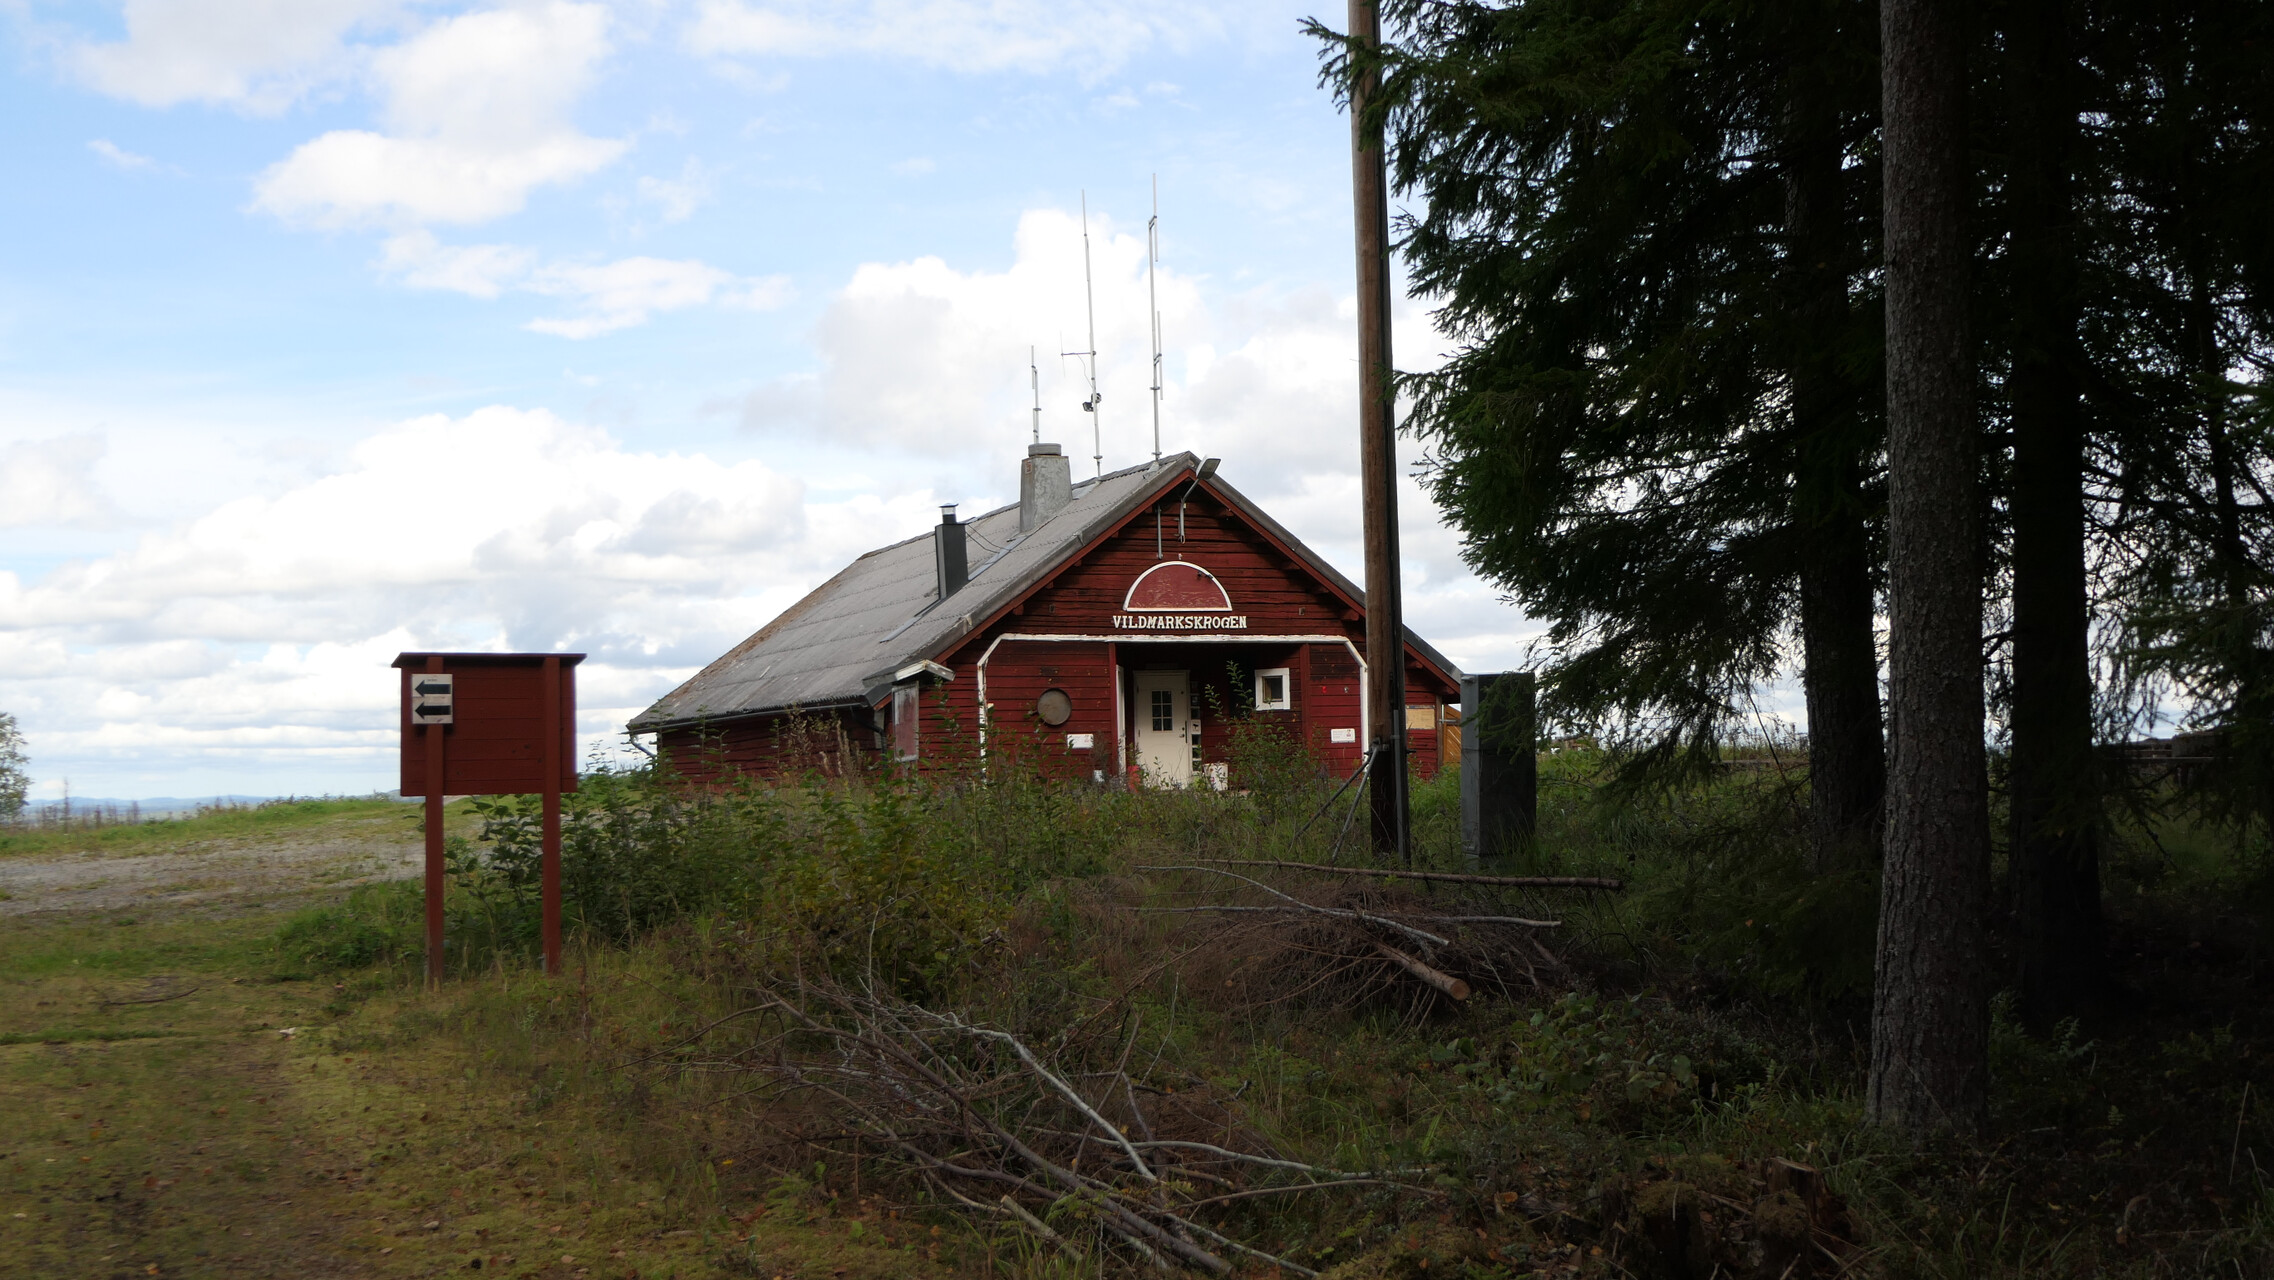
[{"x1": 629, "y1": 452, "x2": 1463, "y2": 733}]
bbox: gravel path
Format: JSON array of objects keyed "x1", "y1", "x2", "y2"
[{"x1": 0, "y1": 816, "x2": 423, "y2": 917}]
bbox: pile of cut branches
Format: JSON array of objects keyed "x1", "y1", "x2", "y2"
[
  {"x1": 1132, "y1": 859, "x2": 1621, "y2": 1015},
  {"x1": 680, "y1": 977, "x2": 1427, "y2": 1275}
]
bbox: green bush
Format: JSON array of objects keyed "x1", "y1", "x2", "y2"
[{"x1": 272, "y1": 881, "x2": 419, "y2": 973}]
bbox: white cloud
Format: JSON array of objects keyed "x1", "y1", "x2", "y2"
[
  {"x1": 252, "y1": 2, "x2": 625, "y2": 227},
  {"x1": 377, "y1": 230, "x2": 536, "y2": 299},
  {"x1": 67, "y1": 0, "x2": 396, "y2": 113},
  {"x1": 527, "y1": 257, "x2": 735, "y2": 338},
  {"x1": 376, "y1": 231, "x2": 786, "y2": 334},
  {"x1": 636, "y1": 159, "x2": 715, "y2": 223},
  {"x1": 0, "y1": 435, "x2": 118, "y2": 529},
  {"x1": 685, "y1": 0, "x2": 1223, "y2": 78},
  {"x1": 0, "y1": 406, "x2": 953, "y2": 793},
  {"x1": 87, "y1": 139, "x2": 159, "y2": 171}
]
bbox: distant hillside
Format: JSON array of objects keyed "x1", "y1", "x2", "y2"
[{"x1": 19, "y1": 794, "x2": 407, "y2": 818}]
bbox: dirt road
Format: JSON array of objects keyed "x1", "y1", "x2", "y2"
[{"x1": 0, "y1": 812, "x2": 422, "y2": 918}]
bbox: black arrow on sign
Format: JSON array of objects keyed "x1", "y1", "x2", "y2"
[
  {"x1": 413, "y1": 679, "x2": 452, "y2": 695},
  {"x1": 413, "y1": 704, "x2": 453, "y2": 719}
]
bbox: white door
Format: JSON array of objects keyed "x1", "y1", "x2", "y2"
[{"x1": 1133, "y1": 670, "x2": 1194, "y2": 788}]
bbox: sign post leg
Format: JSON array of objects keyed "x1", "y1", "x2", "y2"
[
  {"x1": 542, "y1": 655, "x2": 563, "y2": 976},
  {"x1": 424, "y1": 659, "x2": 447, "y2": 989}
]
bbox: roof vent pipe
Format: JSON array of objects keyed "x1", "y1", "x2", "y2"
[
  {"x1": 1020, "y1": 443, "x2": 1073, "y2": 533},
  {"x1": 935, "y1": 504, "x2": 968, "y2": 599}
]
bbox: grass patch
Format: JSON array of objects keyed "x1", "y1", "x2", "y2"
[
  {"x1": 0, "y1": 796, "x2": 426, "y2": 860},
  {"x1": 0, "y1": 1028, "x2": 187, "y2": 1046},
  {"x1": 0, "y1": 902, "x2": 924, "y2": 1278}
]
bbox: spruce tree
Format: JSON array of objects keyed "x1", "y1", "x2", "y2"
[{"x1": 1324, "y1": 0, "x2": 1888, "y2": 870}]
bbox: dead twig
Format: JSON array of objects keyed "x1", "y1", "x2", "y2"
[
  {"x1": 1134, "y1": 865, "x2": 1451, "y2": 949},
  {"x1": 97, "y1": 984, "x2": 200, "y2": 1007},
  {"x1": 1171, "y1": 858, "x2": 1623, "y2": 891},
  {"x1": 703, "y1": 980, "x2": 1422, "y2": 1274},
  {"x1": 1180, "y1": 1177, "x2": 1397, "y2": 1209},
  {"x1": 1137, "y1": 905, "x2": 1559, "y2": 928}
]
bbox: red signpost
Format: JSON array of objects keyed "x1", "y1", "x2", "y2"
[{"x1": 394, "y1": 652, "x2": 583, "y2": 985}]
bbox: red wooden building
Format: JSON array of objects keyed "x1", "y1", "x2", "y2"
[{"x1": 628, "y1": 447, "x2": 1463, "y2": 787}]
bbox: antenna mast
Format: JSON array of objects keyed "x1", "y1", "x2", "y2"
[
  {"x1": 1060, "y1": 192, "x2": 1104, "y2": 478},
  {"x1": 1147, "y1": 175, "x2": 1163, "y2": 463},
  {"x1": 1029, "y1": 344, "x2": 1041, "y2": 444}
]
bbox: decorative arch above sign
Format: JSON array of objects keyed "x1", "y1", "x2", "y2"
[{"x1": 1123, "y1": 560, "x2": 1233, "y2": 612}]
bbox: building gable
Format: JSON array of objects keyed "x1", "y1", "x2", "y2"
[{"x1": 926, "y1": 466, "x2": 1455, "y2": 696}]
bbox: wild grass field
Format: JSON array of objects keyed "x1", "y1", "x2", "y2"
[{"x1": 4, "y1": 738, "x2": 2270, "y2": 1279}]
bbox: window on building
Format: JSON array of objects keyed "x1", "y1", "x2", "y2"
[
  {"x1": 1150, "y1": 688, "x2": 1175, "y2": 732},
  {"x1": 1253, "y1": 667, "x2": 1292, "y2": 712},
  {"x1": 892, "y1": 684, "x2": 921, "y2": 760}
]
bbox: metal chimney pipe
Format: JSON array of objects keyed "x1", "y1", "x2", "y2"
[{"x1": 935, "y1": 504, "x2": 968, "y2": 599}]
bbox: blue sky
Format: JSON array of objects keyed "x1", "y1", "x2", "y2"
[{"x1": 0, "y1": 0, "x2": 1546, "y2": 800}]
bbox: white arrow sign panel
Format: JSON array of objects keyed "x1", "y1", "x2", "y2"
[{"x1": 410, "y1": 673, "x2": 454, "y2": 725}]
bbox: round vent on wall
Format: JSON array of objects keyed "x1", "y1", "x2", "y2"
[{"x1": 1035, "y1": 688, "x2": 1074, "y2": 726}]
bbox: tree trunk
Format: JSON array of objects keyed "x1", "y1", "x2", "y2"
[
  {"x1": 1787, "y1": 36, "x2": 1887, "y2": 873},
  {"x1": 1799, "y1": 478, "x2": 1887, "y2": 872},
  {"x1": 1870, "y1": 0, "x2": 1992, "y2": 1134},
  {"x1": 2005, "y1": 0, "x2": 2102, "y2": 1024}
]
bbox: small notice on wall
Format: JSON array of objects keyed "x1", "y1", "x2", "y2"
[
  {"x1": 1066, "y1": 733, "x2": 1095, "y2": 750},
  {"x1": 1329, "y1": 727, "x2": 1357, "y2": 744}
]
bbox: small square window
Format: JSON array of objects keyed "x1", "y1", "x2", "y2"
[
  {"x1": 1150, "y1": 688, "x2": 1175, "y2": 731},
  {"x1": 1253, "y1": 667, "x2": 1293, "y2": 712}
]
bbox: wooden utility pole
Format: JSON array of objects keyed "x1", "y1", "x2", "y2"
[
  {"x1": 1870, "y1": 0, "x2": 1991, "y2": 1133},
  {"x1": 1347, "y1": 0, "x2": 1410, "y2": 863}
]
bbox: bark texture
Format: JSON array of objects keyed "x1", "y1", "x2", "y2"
[
  {"x1": 2005, "y1": 0, "x2": 2103, "y2": 1022},
  {"x1": 1349, "y1": 0, "x2": 1411, "y2": 860},
  {"x1": 1870, "y1": 0, "x2": 1992, "y2": 1134},
  {"x1": 1787, "y1": 17, "x2": 1888, "y2": 873}
]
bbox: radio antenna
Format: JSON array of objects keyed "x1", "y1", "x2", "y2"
[
  {"x1": 1029, "y1": 344, "x2": 1041, "y2": 444},
  {"x1": 1146, "y1": 175, "x2": 1163, "y2": 463},
  {"x1": 1059, "y1": 192, "x2": 1104, "y2": 478}
]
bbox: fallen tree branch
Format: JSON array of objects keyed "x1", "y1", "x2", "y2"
[
  {"x1": 1170, "y1": 858, "x2": 1623, "y2": 891},
  {"x1": 1127, "y1": 1140, "x2": 1426, "y2": 1180},
  {"x1": 1133, "y1": 865, "x2": 1451, "y2": 949},
  {"x1": 98, "y1": 985, "x2": 200, "y2": 1007},
  {"x1": 1180, "y1": 1177, "x2": 1397, "y2": 1210},
  {"x1": 1372, "y1": 943, "x2": 1470, "y2": 1001},
  {"x1": 920, "y1": 1010, "x2": 1160, "y2": 1184},
  {"x1": 1136, "y1": 905, "x2": 1559, "y2": 928}
]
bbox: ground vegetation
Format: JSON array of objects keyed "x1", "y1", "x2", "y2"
[{"x1": 92, "y1": 741, "x2": 2251, "y2": 1278}]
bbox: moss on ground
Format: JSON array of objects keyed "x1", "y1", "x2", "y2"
[{"x1": 0, "y1": 907, "x2": 961, "y2": 1280}]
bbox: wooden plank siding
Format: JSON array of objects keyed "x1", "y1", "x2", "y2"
[
  {"x1": 398, "y1": 661, "x2": 579, "y2": 796},
  {"x1": 657, "y1": 708, "x2": 876, "y2": 786},
  {"x1": 658, "y1": 485, "x2": 1460, "y2": 787}
]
